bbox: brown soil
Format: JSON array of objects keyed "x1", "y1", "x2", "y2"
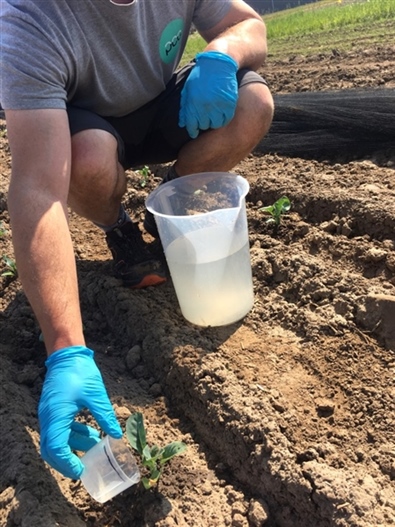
[{"x1": 1, "y1": 44, "x2": 395, "y2": 527}]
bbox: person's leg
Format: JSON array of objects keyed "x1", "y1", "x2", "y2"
[{"x1": 66, "y1": 108, "x2": 167, "y2": 288}]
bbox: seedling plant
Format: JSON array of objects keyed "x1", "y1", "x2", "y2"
[
  {"x1": 136, "y1": 165, "x2": 151, "y2": 188},
  {"x1": 126, "y1": 412, "x2": 187, "y2": 490},
  {"x1": 1, "y1": 255, "x2": 17, "y2": 278},
  {"x1": 259, "y1": 196, "x2": 291, "y2": 226}
]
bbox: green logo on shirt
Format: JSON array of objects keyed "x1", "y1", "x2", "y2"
[{"x1": 159, "y1": 19, "x2": 184, "y2": 64}]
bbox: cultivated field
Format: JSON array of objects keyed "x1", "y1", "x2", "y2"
[{"x1": 1, "y1": 5, "x2": 394, "y2": 527}]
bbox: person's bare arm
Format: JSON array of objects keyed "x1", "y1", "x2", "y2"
[
  {"x1": 6, "y1": 110, "x2": 122, "y2": 480},
  {"x1": 199, "y1": 0, "x2": 267, "y2": 70},
  {"x1": 5, "y1": 108, "x2": 85, "y2": 356}
]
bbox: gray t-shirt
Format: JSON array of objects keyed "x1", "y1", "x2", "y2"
[{"x1": 0, "y1": 0, "x2": 231, "y2": 117}]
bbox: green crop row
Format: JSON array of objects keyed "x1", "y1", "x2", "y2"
[
  {"x1": 265, "y1": 0, "x2": 394, "y2": 39},
  {"x1": 182, "y1": 0, "x2": 394, "y2": 64}
]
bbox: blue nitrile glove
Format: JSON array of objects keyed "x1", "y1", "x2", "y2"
[
  {"x1": 179, "y1": 50, "x2": 239, "y2": 139},
  {"x1": 38, "y1": 345, "x2": 122, "y2": 479}
]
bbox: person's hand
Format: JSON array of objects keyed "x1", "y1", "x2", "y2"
[
  {"x1": 179, "y1": 50, "x2": 239, "y2": 139},
  {"x1": 38, "y1": 345, "x2": 122, "y2": 479}
]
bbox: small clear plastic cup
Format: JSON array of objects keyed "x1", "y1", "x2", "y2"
[{"x1": 80, "y1": 435, "x2": 140, "y2": 503}]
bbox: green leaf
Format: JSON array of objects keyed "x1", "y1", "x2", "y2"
[
  {"x1": 144, "y1": 458, "x2": 157, "y2": 474},
  {"x1": 142, "y1": 444, "x2": 152, "y2": 462},
  {"x1": 160, "y1": 441, "x2": 187, "y2": 464},
  {"x1": 275, "y1": 196, "x2": 291, "y2": 214},
  {"x1": 126, "y1": 412, "x2": 147, "y2": 456},
  {"x1": 149, "y1": 445, "x2": 164, "y2": 461},
  {"x1": 259, "y1": 204, "x2": 275, "y2": 215}
]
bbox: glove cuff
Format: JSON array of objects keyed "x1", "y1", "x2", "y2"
[
  {"x1": 45, "y1": 345, "x2": 94, "y2": 367},
  {"x1": 195, "y1": 50, "x2": 238, "y2": 71}
]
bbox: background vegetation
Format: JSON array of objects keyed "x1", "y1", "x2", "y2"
[{"x1": 183, "y1": 0, "x2": 395, "y2": 63}]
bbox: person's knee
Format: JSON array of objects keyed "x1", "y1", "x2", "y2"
[
  {"x1": 237, "y1": 82, "x2": 274, "y2": 145},
  {"x1": 71, "y1": 129, "x2": 118, "y2": 181},
  {"x1": 68, "y1": 128, "x2": 125, "y2": 213}
]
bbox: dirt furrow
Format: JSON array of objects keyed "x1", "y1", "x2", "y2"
[{"x1": 87, "y1": 264, "x2": 395, "y2": 526}]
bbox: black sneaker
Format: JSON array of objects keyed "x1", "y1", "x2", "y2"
[
  {"x1": 143, "y1": 209, "x2": 159, "y2": 238},
  {"x1": 105, "y1": 222, "x2": 167, "y2": 288}
]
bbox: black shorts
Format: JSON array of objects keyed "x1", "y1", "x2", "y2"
[{"x1": 67, "y1": 63, "x2": 267, "y2": 170}]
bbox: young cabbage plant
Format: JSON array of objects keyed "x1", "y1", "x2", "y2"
[
  {"x1": 126, "y1": 412, "x2": 187, "y2": 490},
  {"x1": 259, "y1": 196, "x2": 291, "y2": 225}
]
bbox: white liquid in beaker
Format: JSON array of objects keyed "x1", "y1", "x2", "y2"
[{"x1": 165, "y1": 227, "x2": 254, "y2": 326}]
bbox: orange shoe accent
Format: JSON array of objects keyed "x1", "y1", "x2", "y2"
[{"x1": 129, "y1": 274, "x2": 167, "y2": 289}]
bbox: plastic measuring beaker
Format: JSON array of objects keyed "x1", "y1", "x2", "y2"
[
  {"x1": 146, "y1": 172, "x2": 254, "y2": 326},
  {"x1": 80, "y1": 435, "x2": 140, "y2": 503}
]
